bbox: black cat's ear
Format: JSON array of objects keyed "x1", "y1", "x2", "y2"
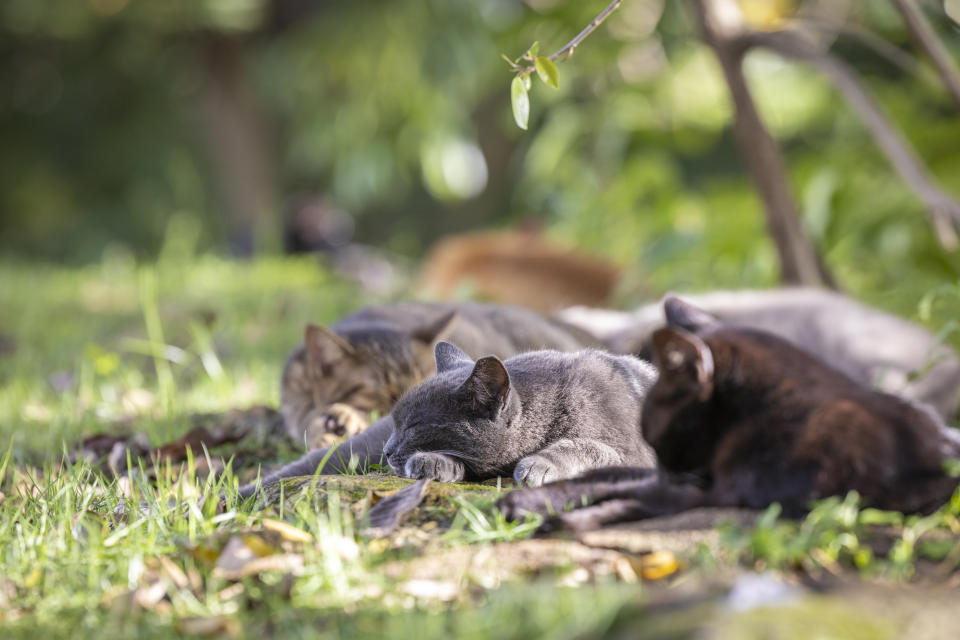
[
  {"x1": 410, "y1": 310, "x2": 458, "y2": 345},
  {"x1": 457, "y1": 355, "x2": 511, "y2": 418},
  {"x1": 304, "y1": 324, "x2": 355, "y2": 373},
  {"x1": 434, "y1": 341, "x2": 472, "y2": 373},
  {"x1": 662, "y1": 295, "x2": 719, "y2": 333},
  {"x1": 651, "y1": 327, "x2": 714, "y2": 401}
]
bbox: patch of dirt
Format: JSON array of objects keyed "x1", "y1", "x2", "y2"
[
  {"x1": 578, "y1": 508, "x2": 760, "y2": 555},
  {"x1": 382, "y1": 538, "x2": 646, "y2": 595}
]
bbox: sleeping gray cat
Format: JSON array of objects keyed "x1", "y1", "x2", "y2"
[
  {"x1": 237, "y1": 339, "x2": 659, "y2": 499},
  {"x1": 382, "y1": 341, "x2": 658, "y2": 486},
  {"x1": 558, "y1": 288, "x2": 960, "y2": 419}
]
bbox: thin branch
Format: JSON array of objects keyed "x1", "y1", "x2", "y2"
[
  {"x1": 693, "y1": 0, "x2": 834, "y2": 287},
  {"x1": 736, "y1": 29, "x2": 960, "y2": 248},
  {"x1": 890, "y1": 0, "x2": 960, "y2": 112},
  {"x1": 549, "y1": 0, "x2": 623, "y2": 62},
  {"x1": 515, "y1": 0, "x2": 623, "y2": 74},
  {"x1": 788, "y1": 17, "x2": 923, "y2": 78}
]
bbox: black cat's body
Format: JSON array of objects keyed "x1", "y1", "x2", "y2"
[{"x1": 499, "y1": 296, "x2": 960, "y2": 530}]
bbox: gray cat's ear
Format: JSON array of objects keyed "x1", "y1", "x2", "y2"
[
  {"x1": 651, "y1": 327, "x2": 714, "y2": 401},
  {"x1": 458, "y1": 355, "x2": 511, "y2": 418},
  {"x1": 434, "y1": 341, "x2": 472, "y2": 373},
  {"x1": 410, "y1": 310, "x2": 458, "y2": 345},
  {"x1": 304, "y1": 324, "x2": 355, "y2": 372},
  {"x1": 662, "y1": 295, "x2": 719, "y2": 332}
]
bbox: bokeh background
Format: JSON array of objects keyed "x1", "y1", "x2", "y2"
[
  {"x1": 4, "y1": 6, "x2": 960, "y2": 633},
  {"x1": 3, "y1": 0, "x2": 960, "y2": 303},
  {"x1": 4, "y1": 0, "x2": 960, "y2": 458}
]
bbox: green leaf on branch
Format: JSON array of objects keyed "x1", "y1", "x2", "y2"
[
  {"x1": 535, "y1": 56, "x2": 559, "y2": 89},
  {"x1": 510, "y1": 76, "x2": 530, "y2": 130},
  {"x1": 527, "y1": 41, "x2": 540, "y2": 58}
]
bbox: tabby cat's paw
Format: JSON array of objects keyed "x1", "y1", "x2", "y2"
[
  {"x1": 513, "y1": 455, "x2": 561, "y2": 487},
  {"x1": 305, "y1": 403, "x2": 369, "y2": 448},
  {"x1": 404, "y1": 452, "x2": 465, "y2": 483}
]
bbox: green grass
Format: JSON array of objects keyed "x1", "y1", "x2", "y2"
[
  {"x1": 1, "y1": 255, "x2": 958, "y2": 638},
  {"x1": 0, "y1": 255, "x2": 650, "y2": 638}
]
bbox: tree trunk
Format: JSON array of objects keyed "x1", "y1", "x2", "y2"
[
  {"x1": 691, "y1": 0, "x2": 834, "y2": 287},
  {"x1": 194, "y1": 36, "x2": 279, "y2": 256}
]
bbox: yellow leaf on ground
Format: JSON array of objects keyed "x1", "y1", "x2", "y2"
[
  {"x1": 262, "y1": 518, "x2": 313, "y2": 543},
  {"x1": 641, "y1": 550, "x2": 681, "y2": 580}
]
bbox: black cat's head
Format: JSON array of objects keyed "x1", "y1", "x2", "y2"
[
  {"x1": 641, "y1": 295, "x2": 722, "y2": 473},
  {"x1": 383, "y1": 341, "x2": 520, "y2": 479}
]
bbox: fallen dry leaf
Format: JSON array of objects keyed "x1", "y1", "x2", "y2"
[
  {"x1": 262, "y1": 518, "x2": 313, "y2": 543},
  {"x1": 158, "y1": 556, "x2": 190, "y2": 590},
  {"x1": 133, "y1": 579, "x2": 167, "y2": 609},
  {"x1": 641, "y1": 550, "x2": 682, "y2": 580},
  {"x1": 364, "y1": 478, "x2": 431, "y2": 537},
  {"x1": 241, "y1": 534, "x2": 276, "y2": 557},
  {"x1": 217, "y1": 583, "x2": 245, "y2": 601},
  {"x1": 214, "y1": 554, "x2": 305, "y2": 581}
]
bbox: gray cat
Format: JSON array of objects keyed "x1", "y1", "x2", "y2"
[
  {"x1": 559, "y1": 288, "x2": 960, "y2": 419},
  {"x1": 381, "y1": 341, "x2": 658, "y2": 486}
]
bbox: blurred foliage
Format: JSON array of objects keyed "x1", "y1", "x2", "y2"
[{"x1": 2, "y1": 0, "x2": 960, "y2": 312}]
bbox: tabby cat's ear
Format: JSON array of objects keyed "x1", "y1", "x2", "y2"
[
  {"x1": 662, "y1": 295, "x2": 719, "y2": 332},
  {"x1": 434, "y1": 341, "x2": 471, "y2": 373},
  {"x1": 651, "y1": 327, "x2": 714, "y2": 402},
  {"x1": 457, "y1": 355, "x2": 511, "y2": 418},
  {"x1": 410, "y1": 310, "x2": 458, "y2": 345},
  {"x1": 304, "y1": 324, "x2": 355, "y2": 372}
]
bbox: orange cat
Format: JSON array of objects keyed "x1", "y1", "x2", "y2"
[{"x1": 417, "y1": 230, "x2": 621, "y2": 312}]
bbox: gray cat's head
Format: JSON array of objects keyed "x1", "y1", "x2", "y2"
[{"x1": 383, "y1": 341, "x2": 521, "y2": 480}]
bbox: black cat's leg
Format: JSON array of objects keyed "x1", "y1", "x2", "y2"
[
  {"x1": 513, "y1": 438, "x2": 624, "y2": 486},
  {"x1": 498, "y1": 476, "x2": 658, "y2": 521},
  {"x1": 875, "y1": 472, "x2": 960, "y2": 515},
  {"x1": 541, "y1": 479, "x2": 707, "y2": 531}
]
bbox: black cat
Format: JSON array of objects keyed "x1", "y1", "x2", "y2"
[{"x1": 499, "y1": 296, "x2": 960, "y2": 531}]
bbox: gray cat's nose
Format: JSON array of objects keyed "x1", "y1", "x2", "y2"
[
  {"x1": 387, "y1": 456, "x2": 402, "y2": 476},
  {"x1": 383, "y1": 434, "x2": 396, "y2": 457}
]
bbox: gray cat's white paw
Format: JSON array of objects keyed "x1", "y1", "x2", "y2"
[
  {"x1": 404, "y1": 452, "x2": 465, "y2": 483},
  {"x1": 513, "y1": 455, "x2": 560, "y2": 487}
]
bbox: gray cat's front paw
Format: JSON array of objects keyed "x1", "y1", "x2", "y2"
[
  {"x1": 513, "y1": 455, "x2": 560, "y2": 487},
  {"x1": 404, "y1": 452, "x2": 465, "y2": 483}
]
